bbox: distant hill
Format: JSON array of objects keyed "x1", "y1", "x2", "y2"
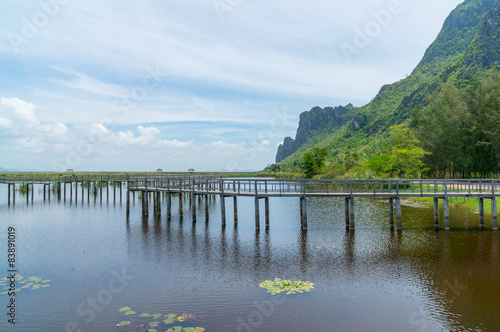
[{"x1": 275, "y1": 0, "x2": 500, "y2": 167}]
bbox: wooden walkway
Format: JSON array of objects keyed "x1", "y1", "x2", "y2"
[{"x1": 127, "y1": 177, "x2": 500, "y2": 231}]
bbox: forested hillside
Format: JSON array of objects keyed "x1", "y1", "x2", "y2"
[{"x1": 275, "y1": 0, "x2": 500, "y2": 178}]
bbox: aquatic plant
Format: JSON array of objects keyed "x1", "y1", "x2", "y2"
[
  {"x1": 116, "y1": 307, "x2": 204, "y2": 331},
  {"x1": 18, "y1": 184, "x2": 30, "y2": 193},
  {"x1": 259, "y1": 278, "x2": 314, "y2": 295},
  {"x1": 0, "y1": 275, "x2": 51, "y2": 294}
]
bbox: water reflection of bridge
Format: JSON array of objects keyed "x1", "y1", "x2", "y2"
[
  {"x1": 128, "y1": 177, "x2": 499, "y2": 231},
  {"x1": 125, "y1": 215, "x2": 500, "y2": 331}
]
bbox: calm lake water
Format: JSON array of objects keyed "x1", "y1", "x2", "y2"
[{"x1": 0, "y1": 184, "x2": 499, "y2": 331}]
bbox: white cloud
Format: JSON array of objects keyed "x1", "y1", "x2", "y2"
[
  {"x1": 0, "y1": 97, "x2": 39, "y2": 127},
  {"x1": 0, "y1": 0, "x2": 465, "y2": 170}
]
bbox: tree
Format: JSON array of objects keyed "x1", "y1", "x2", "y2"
[
  {"x1": 411, "y1": 69, "x2": 500, "y2": 178},
  {"x1": 386, "y1": 124, "x2": 429, "y2": 177},
  {"x1": 301, "y1": 147, "x2": 328, "y2": 178}
]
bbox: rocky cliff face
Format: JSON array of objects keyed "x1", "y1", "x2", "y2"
[
  {"x1": 274, "y1": 0, "x2": 500, "y2": 167},
  {"x1": 276, "y1": 104, "x2": 353, "y2": 162}
]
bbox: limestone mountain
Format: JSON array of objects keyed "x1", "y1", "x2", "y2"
[{"x1": 275, "y1": 0, "x2": 500, "y2": 167}]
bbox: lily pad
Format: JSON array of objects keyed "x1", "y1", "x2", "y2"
[
  {"x1": 139, "y1": 313, "x2": 151, "y2": 317},
  {"x1": 259, "y1": 278, "x2": 314, "y2": 295},
  {"x1": 149, "y1": 321, "x2": 160, "y2": 328},
  {"x1": 183, "y1": 328, "x2": 196, "y2": 332},
  {"x1": 42, "y1": 280, "x2": 51, "y2": 283},
  {"x1": 32, "y1": 285, "x2": 41, "y2": 290},
  {"x1": 117, "y1": 320, "x2": 131, "y2": 326},
  {"x1": 194, "y1": 328, "x2": 205, "y2": 332},
  {"x1": 164, "y1": 314, "x2": 177, "y2": 320},
  {"x1": 163, "y1": 318, "x2": 175, "y2": 325},
  {"x1": 151, "y1": 313, "x2": 162, "y2": 319},
  {"x1": 124, "y1": 310, "x2": 136, "y2": 316},
  {"x1": 118, "y1": 307, "x2": 131, "y2": 312},
  {"x1": 41, "y1": 284, "x2": 50, "y2": 288},
  {"x1": 166, "y1": 327, "x2": 183, "y2": 332}
]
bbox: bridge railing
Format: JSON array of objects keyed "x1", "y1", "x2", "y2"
[{"x1": 126, "y1": 177, "x2": 500, "y2": 196}]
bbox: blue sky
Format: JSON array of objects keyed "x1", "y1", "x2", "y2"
[{"x1": 0, "y1": 0, "x2": 463, "y2": 171}]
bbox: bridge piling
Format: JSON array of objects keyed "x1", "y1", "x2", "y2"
[
  {"x1": 234, "y1": 196, "x2": 238, "y2": 226},
  {"x1": 205, "y1": 195, "x2": 209, "y2": 222},
  {"x1": 389, "y1": 197, "x2": 394, "y2": 231},
  {"x1": 444, "y1": 198, "x2": 450, "y2": 230},
  {"x1": 221, "y1": 195, "x2": 226, "y2": 227},
  {"x1": 126, "y1": 189, "x2": 130, "y2": 217},
  {"x1": 492, "y1": 198, "x2": 498, "y2": 231},
  {"x1": 479, "y1": 198, "x2": 485, "y2": 230},
  {"x1": 192, "y1": 194, "x2": 196, "y2": 222},
  {"x1": 434, "y1": 198, "x2": 440, "y2": 231},
  {"x1": 349, "y1": 197, "x2": 354, "y2": 231},
  {"x1": 345, "y1": 197, "x2": 350, "y2": 231},
  {"x1": 265, "y1": 197, "x2": 270, "y2": 230},
  {"x1": 255, "y1": 197, "x2": 260, "y2": 230},
  {"x1": 300, "y1": 197, "x2": 308, "y2": 231},
  {"x1": 396, "y1": 198, "x2": 402, "y2": 231},
  {"x1": 166, "y1": 192, "x2": 171, "y2": 222}
]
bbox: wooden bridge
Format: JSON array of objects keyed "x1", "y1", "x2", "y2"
[{"x1": 127, "y1": 177, "x2": 500, "y2": 232}]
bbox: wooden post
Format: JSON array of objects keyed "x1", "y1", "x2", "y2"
[
  {"x1": 192, "y1": 193, "x2": 197, "y2": 222},
  {"x1": 255, "y1": 197, "x2": 260, "y2": 230},
  {"x1": 221, "y1": 195, "x2": 226, "y2": 227},
  {"x1": 156, "y1": 192, "x2": 161, "y2": 219},
  {"x1": 265, "y1": 197, "x2": 270, "y2": 230},
  {"x1": 120, "y1": 182, "x2": 123, "y2": 203},
  {"x1": 82, "y1": 181, "x2": 84, "y2": 204},
  {"x1": 301, "y1": 196, "x2": 308, "y2": 231},
  {"x1": 153, "y1": 191, "x2": 158, "y2": 216},
  {"x1": 63, "y1": 182, "x2": 66, "y2": 203},
  {"x1": 26, "y1": 183, "x2": 29, "y2": 204},
  {"x1": 345, "y1": 197, "x2": 350, "y2": 231},
  {"x1": 443, "y1": 197, "x2": 450, "y2": 231},
  {"x1": 492, "y1": 197, "x2": 498, "y2": 231},
  {"x1": 205, "y1": 194, "x2": 209, "y2": 223},
  {"x1": 142, "y1": 190, "x2": 149, "y2": 217},
  {"x1": 113, "y1": 178, "x2": 116, "y2": 203},
  {"x1": 126, "y1": 189, "x2": 130, "y2": 217},
  {"x1": 179, "y1": 193, "x2": 184, "y2": 219},
  {"x1": 389, "y1": 197, "x2": 394, "y2": 231},
  {"x1": 70, "y1": 181, "x2": 73, "y2": 203},
  {"x1": 434, "y1": 198, "x2": 440, "y2": 231},
  {"x1": 396, "y1": 197, "x2": 402, "y2": 231},
  {"x1": 13, "y1": 183, "x2": 16, "y2": 205},
  {"x1": 8, "y1": 184, "x2": 11, "y2": 205},
  {"x1": 233, "y1": 196, "x2": 238, "y2": 226},
  {"x1": 75, "y1": 181, "x2": 78, "y2": 204},
  {"x1": 166, "y1": 192, "x2": 171, "y2": 222},
  {"x1": 99, "y1": 181, "x2": 103, "y2": 204},
  {"x1": 349, "y1": 197, "x2": 355, "y2": 231},
  {"x1": 106, "y1": 181, "x2": 109, "y2": 203},
  {"x1": 479, "y1": 197, "x2": 485, "y2": 230}
]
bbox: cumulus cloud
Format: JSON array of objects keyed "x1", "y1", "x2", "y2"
[{"x1": 0, "y1": 97, "x2": 70, "y2": 152}]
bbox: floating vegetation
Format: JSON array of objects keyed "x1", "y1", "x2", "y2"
[
  {"x1": 0, "y1": 275, "x2": 51, "y2": 295},
  {"x1": 259, "y1": 278, "x2": 314, "y2": 295},
  {"x1": 116, "y1": 307, "x2": 203, "y2": 331}
]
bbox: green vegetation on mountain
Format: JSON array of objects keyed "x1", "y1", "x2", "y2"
[{"x1": 274, "y1": 0, "x2": 500, "y2": 178}]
